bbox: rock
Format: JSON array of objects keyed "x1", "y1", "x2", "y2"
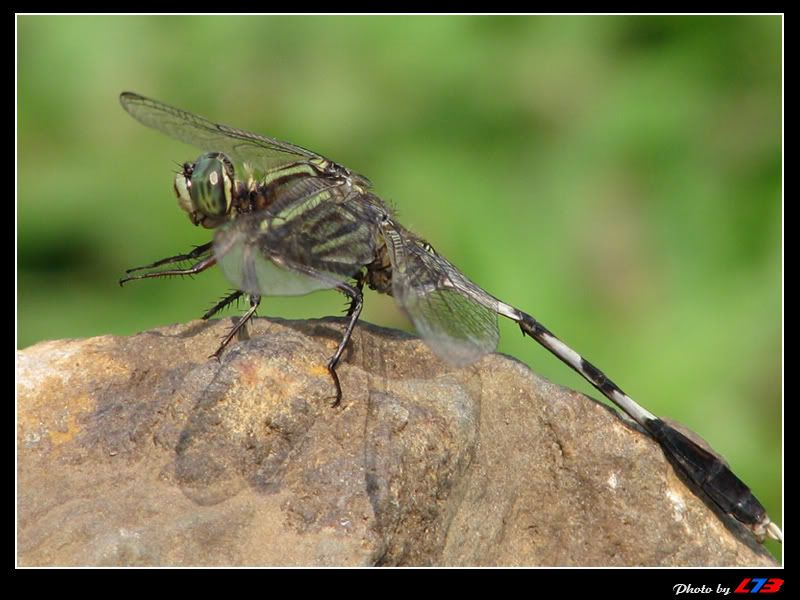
[{"x1": 16, "y1": 317, "x2": 776, "y2": 566}]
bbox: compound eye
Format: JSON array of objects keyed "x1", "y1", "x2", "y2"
[{"x1": 189, "y1": 154, "x2": 232, "y2": 218}]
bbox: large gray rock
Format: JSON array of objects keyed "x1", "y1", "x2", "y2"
[{"x1": 16, "y1": 318, "x2": 776, "y2": 566}]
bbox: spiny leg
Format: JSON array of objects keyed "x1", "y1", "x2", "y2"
[
  {"x1": 122, "y1": 242, "x2": 213, "y2": 275},
  {"x1": 210, "y1": 294, "x2": 261, "y2": 361},
  {"x1": 119, "y1": 255, "x2": 217, "y2": 285},
  {"x1": 203, "y1": 290, "x2": 245, "y2": 320},
  {"x1": 344, "y1": 270, "x2": 366, "y2": 318},
  {"x1": 327, "y1": 281, "x2": 364, "y2": 408},
  {"x1": 498, "y1": 302, "x2": 781, "y2": 543}
]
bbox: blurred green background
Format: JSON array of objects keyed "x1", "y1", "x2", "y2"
[{"x1": 18, "y1": 15, "x2": 782, "y2": 557}]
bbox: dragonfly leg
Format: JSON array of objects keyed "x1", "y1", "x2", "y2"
[
  {"x1": 122, "y1": 242, "x2": 213, "y2": 274},
  {"x1": 203, "y1": 290, "x2": 245, "y2": 320},
  {"x1": 344, "y1": 271, "x2": 366, "y2": 318},
  {"x1": 119, "y1": 255, "x2": 217, "y2": 285},
  {"x1": 327, "y1": 281, "x2": 364, "y2": 407},
  {"x1": 210, "y1": 294, "x2": 261, "y2": 361}
]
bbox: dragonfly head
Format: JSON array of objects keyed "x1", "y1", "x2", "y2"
[{"x1": 174, "y1": 152, "x2": 235, "y2": 228}]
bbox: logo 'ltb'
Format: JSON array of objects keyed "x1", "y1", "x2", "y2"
[{"x1": 734, "y1": 579, "x2": 784, "y2": 594}]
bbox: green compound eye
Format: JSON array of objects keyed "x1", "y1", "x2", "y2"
[{"x1": 189, "y1": 153, "x2": 232, "y2": 217}]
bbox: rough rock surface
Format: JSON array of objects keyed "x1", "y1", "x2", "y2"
[{"x1": 17, "y1": 318, "x2": 776, "y2": 566}]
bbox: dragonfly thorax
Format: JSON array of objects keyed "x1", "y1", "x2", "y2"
[{"x1": 174, "y1": 152, "x2": 235, "y2": 229}]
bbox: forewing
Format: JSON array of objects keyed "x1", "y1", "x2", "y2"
[
  {"x1": 214, "y1": 188, "x2": 378, "y2": 297},
  {"x1": 120, "y1": 92, "x2": 325, "y2": 174},
  {"x1": 381, "y1": 224, "x2": 500, "y2": 366}
]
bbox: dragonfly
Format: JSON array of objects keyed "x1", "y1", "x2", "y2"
[{"x1": 118, "y1": 91, "x2": 781, "y2": 544}]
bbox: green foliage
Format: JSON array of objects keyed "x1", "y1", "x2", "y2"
[{"x1": 18, "y1": 15, "x2": 782, "y2": 556}]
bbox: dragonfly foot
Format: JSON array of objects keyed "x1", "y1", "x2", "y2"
[{"x1": 326, "y1": 360, "x2": 343, "y2": 408}]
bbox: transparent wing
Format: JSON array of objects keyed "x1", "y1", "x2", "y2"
[
  {"x1": 214, "y1": 187, "x2": 379, "y2": 297},
  {"x1": 381, "y1": 223, "x2": 500, "y2": 366},
  {"x1": 120, "y1": 92, "x2": 328, "y2": 174}
]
